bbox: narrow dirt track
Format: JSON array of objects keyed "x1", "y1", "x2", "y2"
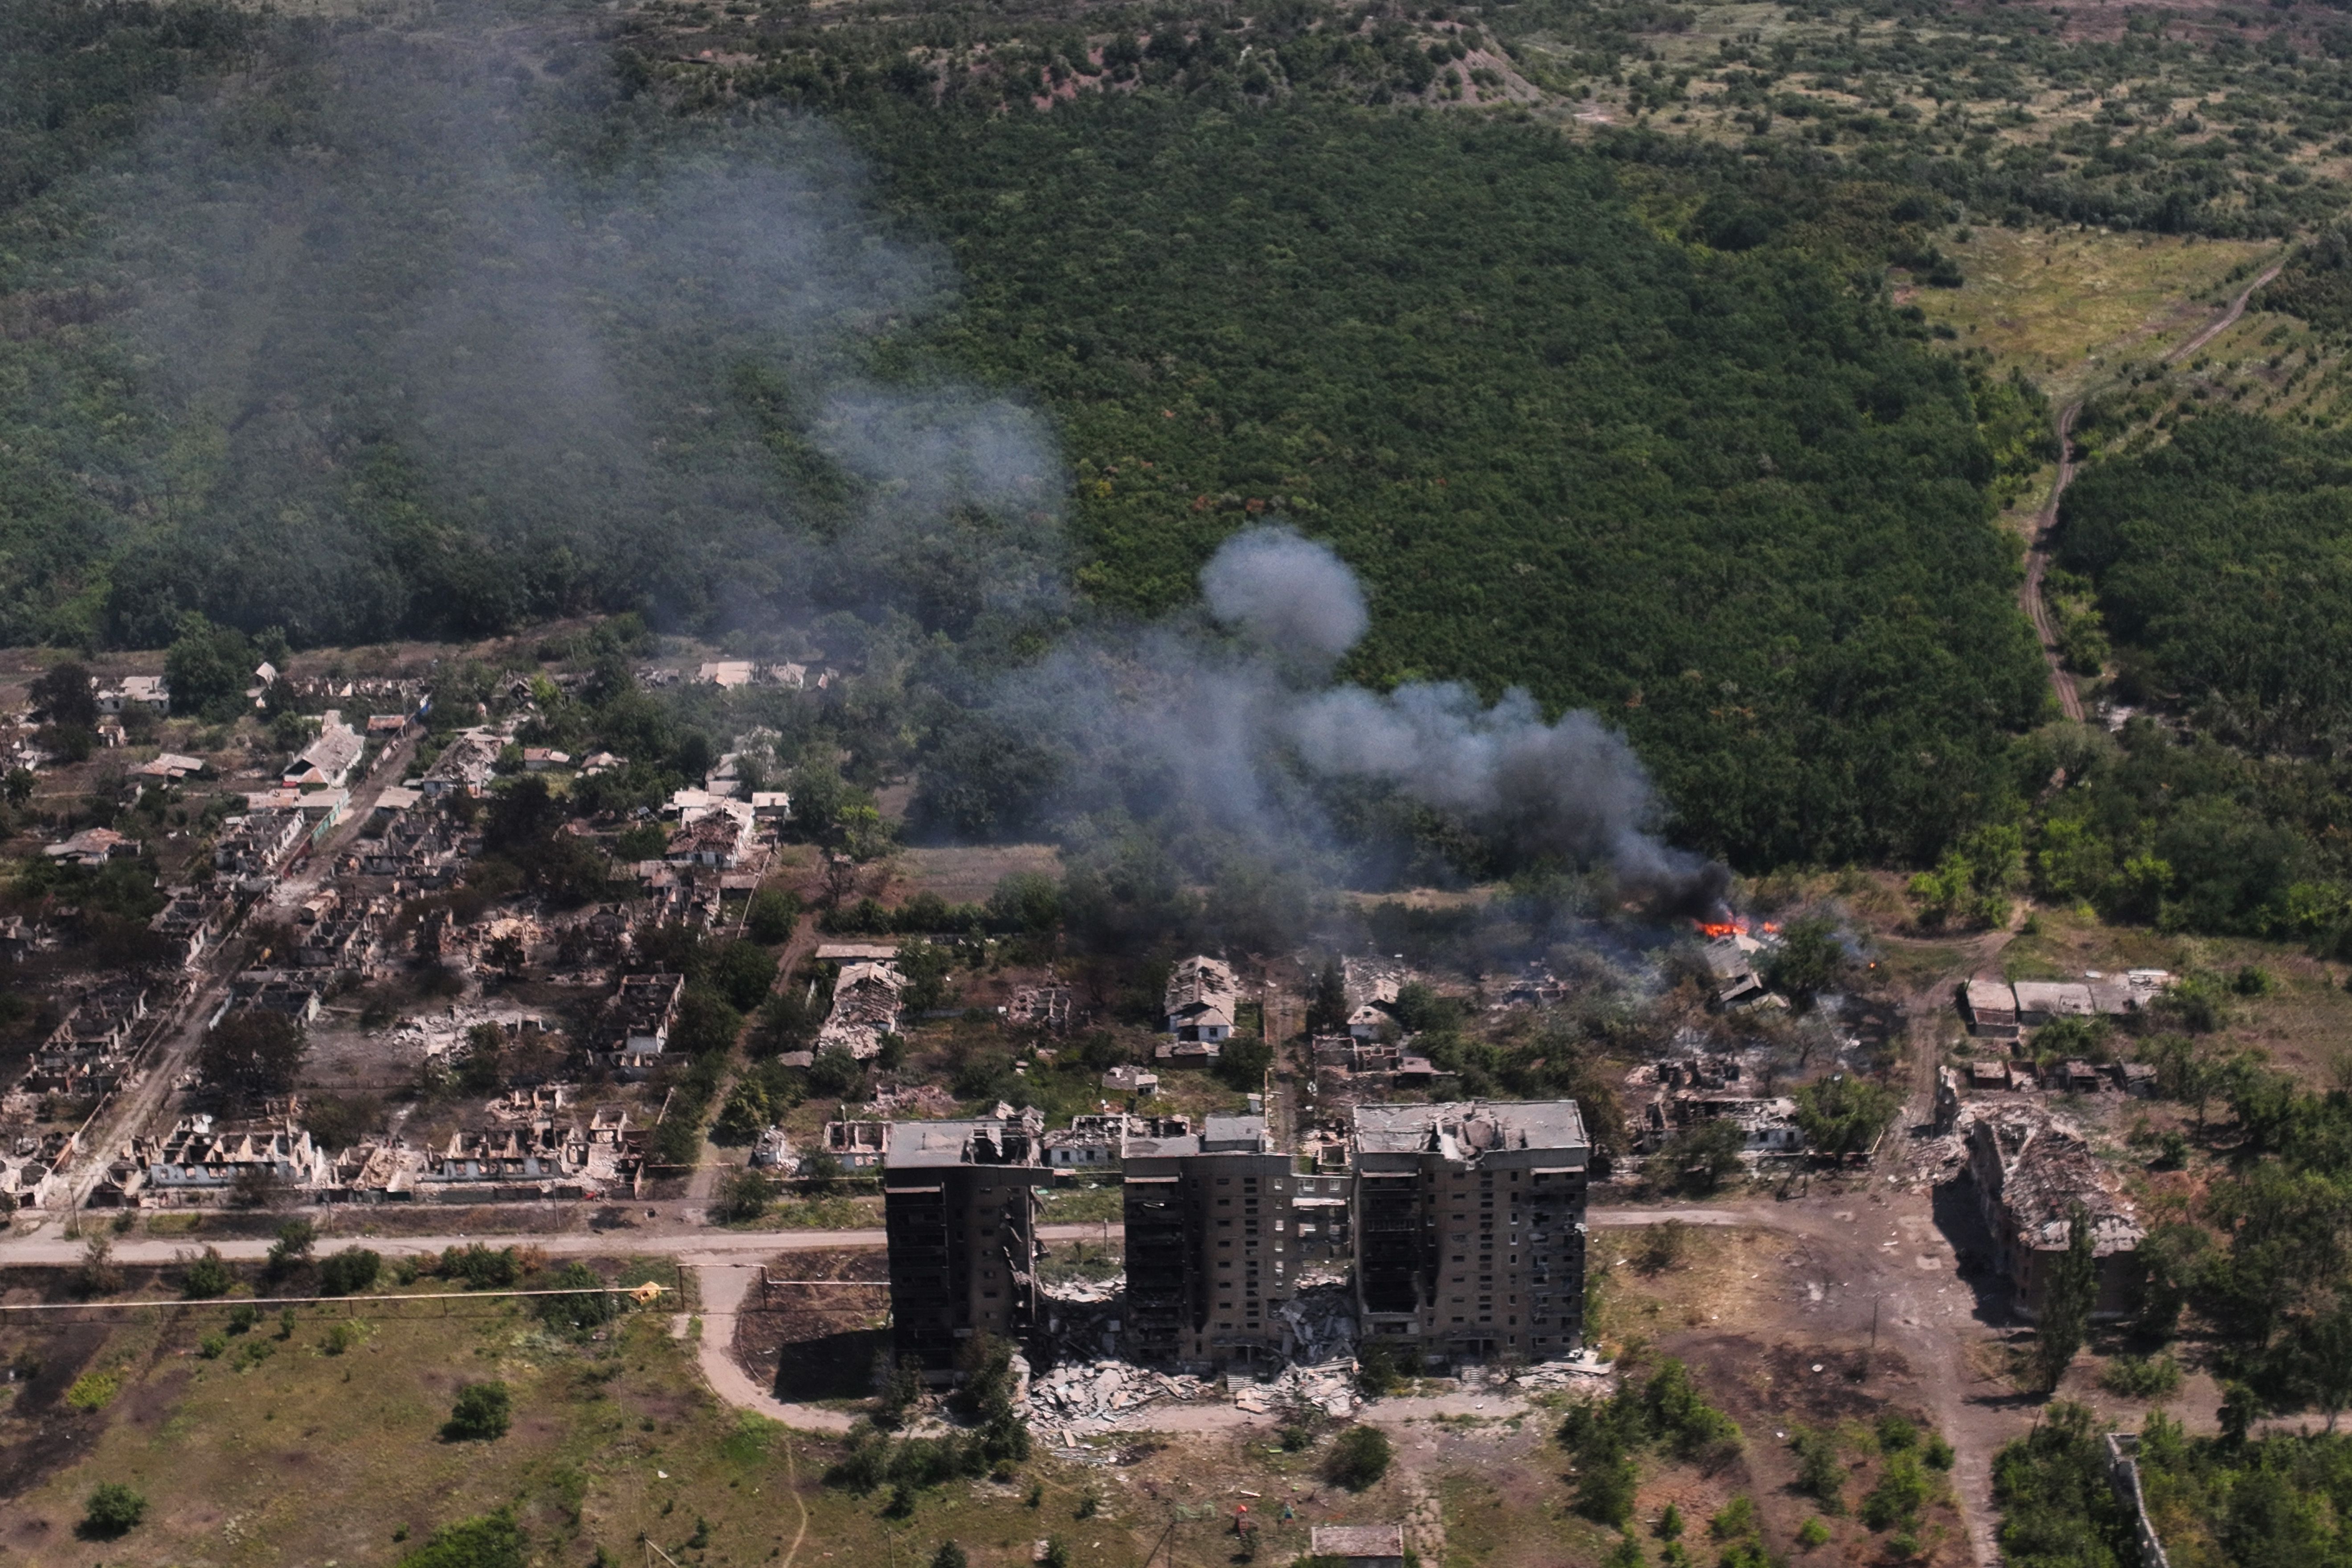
[{"x1": 2020, "y1": 255, "x2": 2287, "y2": 726}]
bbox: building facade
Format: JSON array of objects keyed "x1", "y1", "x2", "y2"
[
  {"x1": 1350, "y1": 1101, "x2": 1590, "y2": 1363},
  {"x1": 882, "y1": 1113, "x2": 1053, "y2": 1371},
  {"x1": 1122, "y1": 1114, "x2": 1303, "y2": 1366}
]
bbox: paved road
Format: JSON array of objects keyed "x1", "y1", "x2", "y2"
[{"x1": 0, "y1": 1220, "x2": 1110, "y2": 1268}]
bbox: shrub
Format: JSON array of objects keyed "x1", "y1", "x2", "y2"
[
  {"x1": 65, "y1": 1370, "x2": 120, "y2": 1410},
  {"x1": 227, "y1": 1303, "x2": 260, "y2": 1334},
  {"x1": 198, "y1": 1332, "x2": 229, "y2": 1360},
  {"x1": 318, "y1": 1246, "x2": 382, "y2": 1297},
  {"x1": 81, "y1": 1481, "x2": 146, "y2": 1538},
  {"x1": 1790, "y1": 1427, "x2": 1846, "y2": 1512},
  {"x1": 1324, "y1": 1423, "x2": 1392, "y2": 1490},
  {"x1": 1862, "y1": 1452, "x2": 1931, "y2": 1532},
  {"x1": 445, "y1": 1380, "x2": 513, "y2": 1441},
  {"x1": 1875, "y1": 1414, "x2": 1919, "y2": 1453},
  {"x1": 2099, "y1": 1354, "x2": 2183, "y2": 1400},
  {"x1": 932, "y1": 1544, "x2": 969, "y2": 1568},
  {"x1": 440, "y1": 1244, "x2": 522, "y2": 1289},
  {"x1": 182, "y1": 1246, "x2": 234, "y2": 1299},
  {"x1": 539, "y1": 1262, "x2": 619, "y2": 1332},
  {"x1": 1797, "y1": 1517, "x2": 1831, "y2": 1550},
  {"x1": 397, "y1": 1515, "x2": 527, "y2": 1568},
  {"x1": 323, "y1": 1320, "x2": 365, "y2": 1355}
]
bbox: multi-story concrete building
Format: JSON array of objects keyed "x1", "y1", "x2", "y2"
[
  {"x1": 1123, "y1": 1114, "x2": 1356, "y2": 1368},
  {"x1": 882, "y1": 1112, "x2": 1052, "y2": 1371},
  {"x1": 1350, "y1": 1101, "x2": 1589, "y2": 1364}
]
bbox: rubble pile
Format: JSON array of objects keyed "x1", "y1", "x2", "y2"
[
  {"x1": 1232, "y1": 1364, "x2": 1360, "y2": 1419},
  {"x1": 1276, "y1": 1282, "x2": 1358, "y2": 1365},
  {"x1": 1025, "y1": 1360, "x2": 1215, "y2": 1432}
]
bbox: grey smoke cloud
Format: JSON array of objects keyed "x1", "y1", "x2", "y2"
[
  {"x1": 1200, "y1": 525, "x2": 1368, "y2": 667},
  {"x1": 107, "y1": 23, "x2": 1060, "y2": 643},
  {"x1": 994, "y1": 528, "x2": 1727, "y2": 915}
]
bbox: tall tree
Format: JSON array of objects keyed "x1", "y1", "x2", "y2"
[
  {"x1": 199, "y1": 1011, "x2": 306, "y2": 1107},
  {"x1": 2035, "y1": 1206, "x2": 2099, "y2": 1394}
]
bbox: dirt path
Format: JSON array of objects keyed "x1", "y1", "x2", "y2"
[
  {"x1": 2164, "y1": 261, "x2": 2287, "y2": 365},
  {"x1": 2020, "y1": 256, "x2": 2288, "y2": 728},
  {"x1": 2021, "y1": 401, "x2": 2086, "y2": 724}
]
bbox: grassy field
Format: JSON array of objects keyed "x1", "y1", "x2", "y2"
[{"x1": 0, "y1": 1233, "x2": 1906, "y2": 1568}]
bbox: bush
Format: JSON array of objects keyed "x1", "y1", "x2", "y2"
[
  {"x1": 1797, "y1": 1517, "x2": 1831, "y2": 1550},
  {"x1": 65, "y1": 1369, "x2": 119, "y2": 1410},
  {"x1": 318, "y1": 1246, "x2": 383, "y2": 1296},
  {"x1": 440, "y1": 1244, "x2": 522, "y2": 1289},
  {"x1": 397, "y1": 1515, "x2": 527, "y2": 1568},
  {"x1": 81, "y1": 1481, "x2": 147, "y2": 1538},
  {"x1": 538, "y1": 1261, "x2": 620, "y2": 1332},
  {"x1": 1862, "y1": 1452, "x2": 1931, "y2": 1533},
  {"x1": 1324, "y1": 1423, "x2": 1392, "y2": 1490},
  {"x1": 323, "y1": 1320, "x2": 366, "y2": 1355},
  {"x1": 1790, "y1": 1427, "x2": 1846, "y2": 1512},
  {"x1": 2099, "y1": 1354, "x2": 2183, "y2": 1399},
  {"x1": 445, "y1": 1380, "x2": 513, "y2": 1441},
  {"x1": 747, "y1": 888, "x2": 801, "y2": 944},
  {"x1": 182, "y1": 1246, "x2": 234, "y2": 1299},
  {"x1": 198, "y1": 1332, "x2": 228, "y2": 1360}
]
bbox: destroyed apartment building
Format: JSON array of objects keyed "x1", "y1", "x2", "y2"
[
  {"x1": 94, "y1": 1112, "x2": 333, "y2": 1208},
  {"x1": 1963, "y1": 1104, "x2": 2144, "y2": 1320},
  {"x1": 883, "y1": 1109, "x2": 1053, "y2": 1371},
  {"x1": 1351, "y1": 1100, "x2": 1590, "y2": 1363},
  {"x1": 1123, "y1": 1113, "x2": 1356, "y2": 1368},
  {"x1": 1638, "y1": 1091, "x2": 1805, "y2": 1155}
]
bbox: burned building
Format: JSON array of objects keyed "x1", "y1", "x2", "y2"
[
  {"x1": 882, "y1": 1111, "x2": 1052, "y2": 1370},
  {"x1": 601, "y1": 972, "x2": 685, "y2": 1074},
  {"x1": 1964, "y1": 1106, "x2": 2144, "y2": 1321},
  {"x1": 1350, "y1": 1101, "x2": 1590, "y2": 1363},
  {"x1": 817, "y1": 959, "x2": 906, "y2": 1060},
  {"x1": 1121, "y1": 1114, "x2": 1303, "y2": 1367},
  {"x1": 1163, "y1": 955, "x2": 1239, "y2": 1043}
]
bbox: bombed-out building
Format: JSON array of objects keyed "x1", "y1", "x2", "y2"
[
  {"x1": 882, "y1": 1111, "x2": 1053, "y2": 1371},
  {"x1": 1121, "y1": 1114, "x2": 1304, "y2": 1366},
  {"x1": 1350, "y1": 1101, "x2": 1590, "y2": 1362}
]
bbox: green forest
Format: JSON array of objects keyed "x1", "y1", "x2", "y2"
[{"x1": 0, "y1": 0, "x2": 2059, "y2": 873}]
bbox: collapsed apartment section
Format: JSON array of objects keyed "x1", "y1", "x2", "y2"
[
  {"x1": 1121, "y1": 1114, "x2": 1313, "y2": 1368},
  {"x1": 1041, "y1": 1111, "x2": 1193, "y2": 1170},
  {"x1": 94, "y1": 1111, "x2": 331, "y2": 1207},
  {"x1": 21, "y1": 978, "x2": 154, "y2": 1097},
  {"x1": 1350, "y1": 1100, "x2": 1590, "y2": 1364},
  {"x1": 882, "y1": 1109, "x2": 1053, "y2": 1371},
  {"x1": 1961, "y1": 1103, "x2": 2144, "y2": 1320}
]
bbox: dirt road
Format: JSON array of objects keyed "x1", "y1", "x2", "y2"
[
  {"x1": 2164, "y1": 260, "x2": 2287, "y2": 365},
  {"x1": 2021, "y1": 255, "x2": 2288, "y2": 727},
  {"x1": 2021, "y1": 401, "x2": 2086, "y2": 724}
]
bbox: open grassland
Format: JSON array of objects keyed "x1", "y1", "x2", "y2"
[{"x1": 1911, "y1": 229, "x2": 2275, "y2": 389}]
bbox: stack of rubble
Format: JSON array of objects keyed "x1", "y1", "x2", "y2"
[
  {"x1": 1276, "y1": 1282, "x2": 1358, "y2": 1365},
  {"x1": 1232, "y1": 1364, "x2": 1359, "y2": 1419},
  {"x1": 1024, "y1": 1360, "x2": 1216, "y2": 1431}
]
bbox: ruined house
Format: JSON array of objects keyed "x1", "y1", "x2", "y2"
[
  {"x1": 1041, "y1": 1112, "x2": 1194, "y2": 1171},
  {"x1": 283, "y1": 711, "x2": 364, "y2": 791},
  {"x1": 1964, "y1": 1107, "x2": 2144, "y2": 1321},
  {"x1": 602, "y1": 972, "x2": 685, "y2": 1073},
  {"x1": 419, "y1": 731, "x2": 500, "y2": 797},
  {"x1": 1163, "y1": 955, "x2": 1239, "y2": 1043},
  {"x1": 824, "y1": 1119, "x2": 888, "y2": 1170},
  {"x1": 816, "y1": 960, "x2": 905, "y2": 1060}
]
